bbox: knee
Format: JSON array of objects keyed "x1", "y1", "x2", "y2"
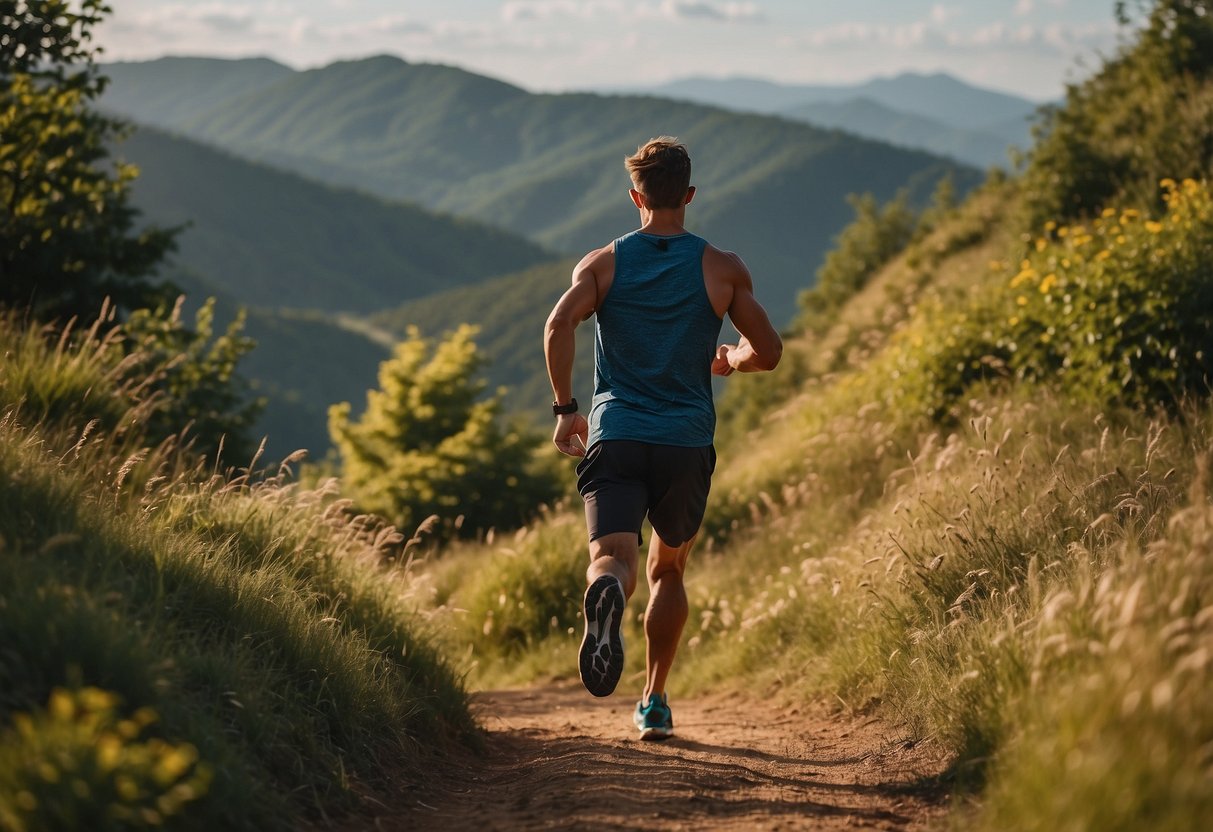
[{"x1": 648, "y1": 560, "x2": 685, "y2": 585}]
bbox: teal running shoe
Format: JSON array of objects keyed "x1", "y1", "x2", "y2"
[
  {"x1": 579, "y1": 574, "x2": 625, "y2": 697},
  {"x1": 633, "y1": 693, "x2": 674, "y2": 741}
]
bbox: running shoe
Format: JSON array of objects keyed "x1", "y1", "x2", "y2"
[
  {"x1": 578, "y1": 574, "x2": 625, "y2": 697},
  {"x1": 633, "y1": 693, "x2": 674, "y2": 741}
]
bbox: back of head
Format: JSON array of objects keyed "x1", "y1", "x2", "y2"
[{"x1": 625, "y1": 137, "x2": 692, "y2": 210}]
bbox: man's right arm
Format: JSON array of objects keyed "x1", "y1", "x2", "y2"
[{"x1": 711, "y1": 252, "x2": 782, "y2": 376}]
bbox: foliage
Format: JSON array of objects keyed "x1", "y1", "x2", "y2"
[
  {"x1": 123, "y1": 297, "x2": 262, "y2": 462},
  {"x1": 796, "y1": 191, "x2": 919, "y2": 336},
  {"x1": 1022, "y1": 0, "x2": 1213, "y2": 227},
  {"x1": 329, "y1": 324, "x2": 561, "y2": 536},
  {"x1": 0, "y1": 316, "x2": 475, "y2": 828},
  {"x1": 0, "y1": 688, "x2": 212, "y2": 831},
  {"x1": 884, "y1": 179, "x2": 1213, "y2": 419},
  {"x1": 0, "y1": 302, "x2": 261, "y2": 461},
  {"x1": 0, "y1": 0, "x2": 176, "y2": 320}
]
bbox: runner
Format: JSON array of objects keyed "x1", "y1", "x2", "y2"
[{"x1": 543, "y1": 137, "x2": 782, "y2": 740}]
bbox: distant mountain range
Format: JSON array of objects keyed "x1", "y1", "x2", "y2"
[
  {"x1": 100, "y1": 55, "x2": 986, "y2": 455},
  {"x1": 103, "y1": 56, "x2": 981, "y2": 319},
  {"x1": 621, "y1": 72, "x2": 1046, "y2": 168}
]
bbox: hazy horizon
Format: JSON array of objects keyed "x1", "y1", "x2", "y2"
[{"x1": 97, "y1": 1, "x2": 1126, "y2": 102}]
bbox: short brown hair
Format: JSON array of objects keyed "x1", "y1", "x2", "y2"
[{"x1": 625, "y1": 137, "x2": 692, "y2": 210}]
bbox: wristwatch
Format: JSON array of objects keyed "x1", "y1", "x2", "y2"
[{"x1": 552, "y1": 398, "x2": 578, "y2": 417}]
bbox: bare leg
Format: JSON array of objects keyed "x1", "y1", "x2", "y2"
[
  {"x1": 587, "y1": 531, "x2": 640, "y2": 600},
  {"x1": 643, "y1": 533, "x2": 696, "y2": 700}
]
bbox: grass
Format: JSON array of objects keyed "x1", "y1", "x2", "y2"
[{"x1": 0, "y1": 314, "x2": 475, "y2": 830}]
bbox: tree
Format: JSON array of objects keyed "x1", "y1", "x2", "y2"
[
  {"x1": 1021, "y1": 0, "x2": 1213, "y2": 227},
  {"x1": 329, "y1": 325, "x2": 560, "y2": 536},
  {"x1": 0, "y1": 1, "x2": 176, "y2": 320}
]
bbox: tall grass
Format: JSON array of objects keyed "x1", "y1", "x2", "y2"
[{"x1": 0, "y1": 314, "x2": 474, "y2": 830}]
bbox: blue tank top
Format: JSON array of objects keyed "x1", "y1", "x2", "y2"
[{"x1": 588, "y1": 230, "x2": 723, "y2": 448}]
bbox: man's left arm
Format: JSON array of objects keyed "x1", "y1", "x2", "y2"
[{"x1": 544, "y1": 253, "x2": 601, "y2": 457}]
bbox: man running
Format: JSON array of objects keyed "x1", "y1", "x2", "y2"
[{"x1": 543, "y1": 137, "x2": 782, "y2": 740}]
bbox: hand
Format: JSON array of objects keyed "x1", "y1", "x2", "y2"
[
  {"x1": 553, "y1": 412, "x2": 589, "y2": 457},
  {"x1": 712, "y1": 344, "x2": 736, "y2": 376}
]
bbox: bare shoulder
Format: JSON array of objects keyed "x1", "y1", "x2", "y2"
[
  {"x1": 574, "y1": 243, "x2": 615, "y2": 283},
  {"x1": 703, "y1": 243, "x2": 751, "y2": 285}
]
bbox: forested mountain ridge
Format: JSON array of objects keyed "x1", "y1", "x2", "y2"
[
  {"x1": 102, "y1": 55, "x2": 982, "y2": 320},
  {"x1": 119, "y1": 125, "x2": 552, "y2": 314}
]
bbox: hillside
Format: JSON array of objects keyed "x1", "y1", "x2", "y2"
[
  {"x1": 0, "y1": 313, "x2": 475, "y2": 830},
  {"x1": 101, "y1": 56, "x2": 295, "y2": 129},
  {"x1": 781, "y1": 97, "x2": 1018, "y2": 168},
  {"x1": 638, "y1": 71, "x2": 1040, "y2": 128},
  {"x1": 101, "y1": 56, "x2": 981, "y2": 321},
  {"x1": 119, "y1": 125, "x2": 552, "y2": 314}
]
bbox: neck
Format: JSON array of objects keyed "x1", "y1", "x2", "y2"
[{"x1": 638, "y1": 207, "x2": 687, "y2": 236}]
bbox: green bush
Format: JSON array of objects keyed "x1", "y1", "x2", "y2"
[
  {"x1": 884, "y1": 179, "x2": 1213, "y2": 419},
  {"x1": 329, "y1": 324, "x2": 561, "y2": 537}
]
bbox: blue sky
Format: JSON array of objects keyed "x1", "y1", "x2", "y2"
[{"x1": 99, "y1": 1, "x2": 1122, "y2": 99}]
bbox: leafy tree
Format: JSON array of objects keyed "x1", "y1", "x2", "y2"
[
  {"x1": 0, "y1": 0, "x2": 176, "y2": 320},
  {"x1": 1022, "y1": 0, "x2": 1213, "y2": 227},
  {"x1": 329, "y1": 325, "x2": 560, "y2": 536}
]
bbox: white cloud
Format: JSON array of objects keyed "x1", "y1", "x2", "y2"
[
  {"x1": 1014, "y1": 0, "x2": 1034, "y2": 16},
  {"x1": 660, "y1": 1, "x2": 764, "y2": 23}
]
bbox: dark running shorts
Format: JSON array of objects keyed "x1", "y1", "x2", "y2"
[{"x1": 576, "y1": 440, "x2": 716, "y2": 547}]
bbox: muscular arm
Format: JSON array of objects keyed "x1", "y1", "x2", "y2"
[
  {"x1": 708, "y1": 250, "x2": 782, "y2": 375},
  {"x1": 544, "y1": 247, "x2": 609, "y2": 456}
]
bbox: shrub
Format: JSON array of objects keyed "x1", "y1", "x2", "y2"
[
  {"x1": 0, "y1": 688, "x2": 211, "y2": 832},
  {"x1": 329, "y1": 324, "x2": 561, "y2": 536},
  {"x1": 885, "y1": 179, "x2": 1213, "y2": 419}
]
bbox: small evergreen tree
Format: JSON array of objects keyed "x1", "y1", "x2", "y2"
[
  {"x1": 0, "y1": 0, "x2": 176, "y2": 320},
  {"x1": 329, "y1": 325, "x2": 560, "y2": 536}
]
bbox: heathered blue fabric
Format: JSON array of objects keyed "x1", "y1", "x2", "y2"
[{"x1": 588, "y1": 231, "x2": 723, "y2": 448}]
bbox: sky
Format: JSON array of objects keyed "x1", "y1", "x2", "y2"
[{"x1": 97, "y1": 1, "x2": 1125, "y2": 101}]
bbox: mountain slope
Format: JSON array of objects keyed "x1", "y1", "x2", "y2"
[
  {"x1": 638, "y1": 71, "x2": 1040, "y2": 130},
  {"x1": 781, "y1": 97, "x2": 1018, "y2": 168},
  {"x1": 101, "y1": 56, "x2": 295, "y2": 129},
  {"x1": 103, "y1": 56, "x2": 980, "y2": 321},
  {"x1": 118, "y1": 125, "x2": 552, "y2": 313}
]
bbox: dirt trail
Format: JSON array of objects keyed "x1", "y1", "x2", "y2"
[{"x1": 383, "y1": 682, "x2": 950, "y2": 831}]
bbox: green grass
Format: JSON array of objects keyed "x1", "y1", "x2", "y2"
[{"x1": 0, "y1": 315, "x2": 475, "y2": 830}]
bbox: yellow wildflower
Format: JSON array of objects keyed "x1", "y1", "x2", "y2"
[
  {"x1": 1009, "y1": 316, "x2": 1020, "y2": 326},
  {"x1": 1017, "y1": 295, "x2": 1028, "y2": 307},
  {"x1": 1101, "y1": 207, "x2": 1117, "y2": 218},
  {"x1": 1044, "y1": 220, "x2": 1057, "y2": 231},
  {"x1": 1035, "y1": 238, "x2": 1047, "y2": 252},
  {"x1": 1010, "y1": 268, "x2": 1037, "y2": 288},
  {"x1": 1145, "y1": 220, "x2": 1163, "y2": 233},
  {"x1": 1039, "y1": 273, "x2": 1058, "y2": 293},
  {"x1": 1116, "y1": 234, "x2": 1126, "y2": 244},
  {"x1": 1096, "y1": 249, "x2": 1111, "y2": 261},
  {"x1": 1160, "y1": 178, "x2": 1176, "y2": 189}
]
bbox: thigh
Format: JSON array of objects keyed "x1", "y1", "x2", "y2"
[
  {"x1": 577, "y1": 440, "x2": 648, "y2": 545},
  {"x1": 646, "y1": 445, "x2": 715, "y2": 547}
]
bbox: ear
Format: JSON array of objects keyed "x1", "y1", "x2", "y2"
[
  {"x1": 684, "y1": 186, "x2": 696, "y2": 206},
  {"x1": 629, "y1": 188, "x2": 647, "y2": 210}
]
